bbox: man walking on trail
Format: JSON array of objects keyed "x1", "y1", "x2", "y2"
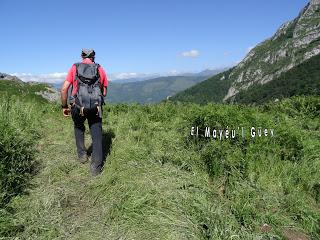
[{"x1": 60, "y1": 49, "x2": 108, "y2": 176}]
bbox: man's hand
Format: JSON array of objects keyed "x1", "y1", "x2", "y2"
[{"x1": 62, "y1": 107, "x2": 71, "y2": 117}]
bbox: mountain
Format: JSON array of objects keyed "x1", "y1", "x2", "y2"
[
  {"x1": 50, "y1": 69, "x2": 225, "y2": 104},
  {"x1": 195, "y1": 68, "x2": 229, "y2": 77},
  {"x1": 110, "y1": 74, "x2": 162, "y2": 84},
  {"x1": 112, "y1": 68, "x2": 225, "y2": 84},
  {"x1": 107, "y1": 75, "x2": 211, "y2": 104},
  {"x1": 233, "y1": 53, "x2": 320, "y2": 104},
  {"x1": 171, "y1": 68, "x2": 235, "y2": 104},
  {"x1": 172, "y1": 0, "x2": 320, "y2": 104},
  {"x1": 106, "y1": 69, "x2": 228, "y2": 104},
  {"x1": 107, "y1": 69, "x2": 225, "y2": 104}
]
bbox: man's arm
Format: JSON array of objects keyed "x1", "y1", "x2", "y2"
[
  {"x1": 98, "y1": 66, "x2": 108, "y2": 97},
  {"x1": 102, "y1": 86, "x2": 107, "y2": 97},
  {"x1": 60, "y1": 81, "x2": 71, "y2": 108},
  {"x1": 60, "y1": 64, "x2": 76, "y2": 117}
]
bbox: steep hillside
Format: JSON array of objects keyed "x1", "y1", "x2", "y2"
[
  {"x1": 234, "y1": 53, "x2": 320, "y2": 104},
  {"x1": 0, "y1": 79, "x2": 60, "y2": 103},
  {"x1": 172, "y1": 0, "x2": 320, "y2": 104},
  {"x1": 0, "y1": 80, "x2": 49, "y2": 103}
]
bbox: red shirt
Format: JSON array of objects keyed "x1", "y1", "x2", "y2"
[{"x1": 66, "y1": 58, "x2": 108, "y2": 96}]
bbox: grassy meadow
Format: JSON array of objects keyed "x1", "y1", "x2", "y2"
[{"x1": 0, "y1": 83, "x2": 319, "y2": 239}]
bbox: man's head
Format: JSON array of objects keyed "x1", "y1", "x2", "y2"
[{"x1": 81, "y1": 49, "x2": 95, "y2": 61}]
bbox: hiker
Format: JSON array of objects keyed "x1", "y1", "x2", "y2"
[{"x1": 60, "y1": 49, "x2": 108, "y2": 176}]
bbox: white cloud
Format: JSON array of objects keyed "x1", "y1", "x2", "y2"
[
  {"x1": 181, "y1": 50, "x2": 200, "y2": 58},
  {"x1": 168, "y1": 70, "x2": 180, "y2": 75},
  {"x1": 12, "y1": 71, "x2": 153, "y2": 83},
  {"x1": 12, "y1": 72, "x2": 67, "y2": 84},
  {"x1": 108, "y1": 72, "x2": 140, "y2": 80}
]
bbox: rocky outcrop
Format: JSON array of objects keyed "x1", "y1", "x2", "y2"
[
  {"x1": 0, "y1": 72, "x2": 24, "y2": 83},
  {"x1": 224, "y1": 0, "x2": 320, "y2": 102},
  {"x1": 1, "y1": 72, "x2": 60, "y2": 102},
  {"x1": 35, "y1": 87, "x2": 60, "y2": 102}
]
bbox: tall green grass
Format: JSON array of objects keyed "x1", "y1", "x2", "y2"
[
  {"x1": 0, "y1": 93, "x2": 319, "y2": 239},
  {"x1": 71, "y1": 96, "x2": 318, "y2": 239},
  {"x1": 0, "y1": 97, "x2": 42, "y2": 236},
  {"x1": 180, "y1": 96, "x2": 320, "y2": 238}
]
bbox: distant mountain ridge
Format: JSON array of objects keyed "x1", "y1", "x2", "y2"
[
  {"x1": 50, "y1": 69, "x2": 226, "y2": 104},
  {"x1": 2, "y1": 67, "x2": 226, "y2": 104},
  {"x1": 107, "y1": 75, "x2": 213, "y2": 104},
  {"x1": 172, "y1": 0, "x2": 320, "y2": 104},
  {"x1": 111, "y1": 68, "x2": 225, "y2": 84}
]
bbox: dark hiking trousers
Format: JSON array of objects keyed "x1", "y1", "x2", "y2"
[{"x1": 71, "y1": 106, "x2": 103, "y2": 175}]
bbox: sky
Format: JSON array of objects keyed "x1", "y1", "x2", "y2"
[{"x1": 0, "y1": 0, "x2": 309, "y2": 82}]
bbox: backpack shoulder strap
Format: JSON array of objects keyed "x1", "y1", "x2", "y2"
[
  {"x1": 69, "y1": 63, "x2": 80, "y2": 100},
  {"x1": 94, "y1": 63, "x2": 100, "y2": 72},
  {"x1": 74, "y1": 63, "x2": 81, "y2": 78},
  {"x1": 94, "y1": 63, "x2": 101, "y2": 78}
]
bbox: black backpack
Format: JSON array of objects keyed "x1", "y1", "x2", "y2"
[{"x1": 73, "y1": 63, "x2": 103, "y2": 115}]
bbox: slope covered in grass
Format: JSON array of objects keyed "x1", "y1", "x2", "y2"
[
  {"x1": 0, "y1": 82, "x2": 319, "y2": 239},
  {"x1": 171, "y1": 68, "x2": 235, "y2": 104},
  {"x1": 0, "y1": 80, "x2": 49, "y2": 103}
]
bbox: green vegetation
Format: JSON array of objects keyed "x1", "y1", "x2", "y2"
[
  {"x1": 171, "y1": 68, "x2": 235, "y2": 104},
  {"x1": 0, "y1": 81, "x2": 319, "y2": 239},
  {"x1": 107, "y1": 76, "x2": 208, "y2": 104},
  {"x1": 0, "y1": 96, "x2": 43, "y2": 236},
  {"x1": 234, "y1": 53, "x2": 320, "y2": 104},
  {"x1": 0, "y1": 80, "x2": 49, "y2": 103}
]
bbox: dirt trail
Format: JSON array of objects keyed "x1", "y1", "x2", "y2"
[{"x1": 13, "y1": 113, "x2": 111, "y2": 239}]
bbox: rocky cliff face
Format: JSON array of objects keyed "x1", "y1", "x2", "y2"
[{"x1": 224, "y1": 0, "x2": 320, "y2": 101}]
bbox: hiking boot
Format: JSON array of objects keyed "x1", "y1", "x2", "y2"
[
  {"x1": 90, "y1": 165, "x2": 102, "y2": 177},
  {"x1": 78, "y1": 155, "x2": 88, "y2": 164},
  {"x1": 91, "y1": 170, "x2": 101, "y2": 177}
]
